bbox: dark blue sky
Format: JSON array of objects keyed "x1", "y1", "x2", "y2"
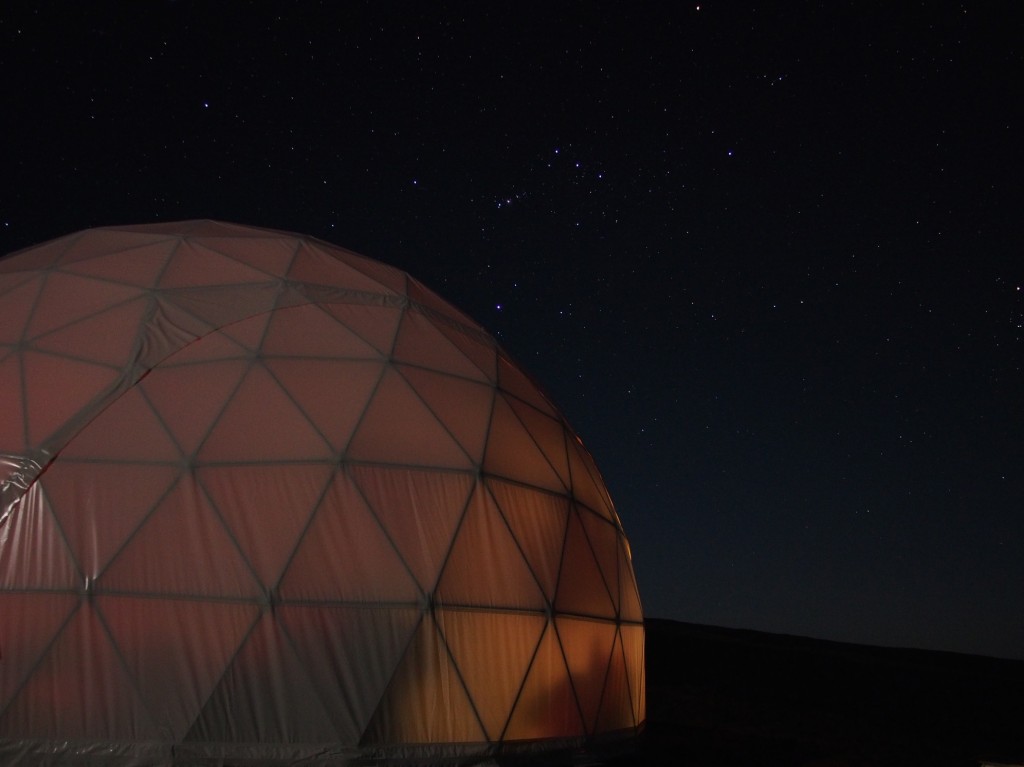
[{"x1": 2, "y1": 2, "x2": 1021, "y2": 659}]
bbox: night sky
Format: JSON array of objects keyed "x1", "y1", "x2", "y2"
[{"x1": 2, "y1": 3, "x2": 1021, "y2": 660}]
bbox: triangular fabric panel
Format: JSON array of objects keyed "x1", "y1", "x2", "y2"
[
  {"x1": 99, "y1": 475, "x2": 262, "y2": 598},
  {"x1": 487, "y1": 480, "x2": 570, "y2": 603},
  {"x1": 278, "y1": 605, "x2": 422, "y2": 744},
  {"x1": 197, "y1": 464, "x2": 334, "y2": 588},
  {"x1": 60, "y1": 241, "x2": 176, "y2": 288},
  {"x1": 0, "y1": 603, "x2": 161, "y2": 741},
  {"x1": 278, "y1": 471, "x2": 420, "y2": 603},
  {"x1": 503, "y1": 620, "x2": 585, "y2": 741},
  {"x1": 26, "y1": 272, "x2": 143, "y2": 340},
  {"x1": 484, "y1": 394, "x2": 566, "y2": 494},
  {"x1": 216, "y1": 311, "x2": 272, "y2": 354},
  {"x1": 261, "y1": 303, "x2": 383, "y2": 359},
  {"x1": 0, "y1": 484, "x2": 79, "y2": 589},
  {"x1": 497, "y1": 353, "x2": 558, "y2": 417},
  {"x1": 346, "y1": 368, "x2": 472, "y2": 469},
  {"x1": 198, "y1": 364, "x2": 334, "y2": 462},
  {"x1": 158, "y1": 240, "x2": 277, "y2": 289},
  {"x1": 42, "y1": 462, "x2": 180, "y2": 579},
  {"x1": 505, "y1": 396, "x2": 571, "y2": 490},
  {"x1": 59, "y1": 231, "x2": 172, "y2": 266},
  {"x1": 0, "y1": 275, "x2": 43, "y2": 343},
  {"x1": 264, "y1": 359, "x2": 383, "y2": 453},
  {"x1": 152, "y1": 324, "x2": 252, "y2": 367},
  {"x1": 136, "y1": 298, "x2": 230, "y2": 367},
  {"x1": 578, "y1": 509, "x2": 623, "y2": 615},
  {"x1": 159, "y1": 282, "x2": 280, "y2": 333},
  {"x1": 435, "y1": 609, "x2": 547, "y2": 742},
  {"x1": 361, "y1": 615, "x2": 486, "y2": 745},
  {"x1": 433, "y1": 322, "x2": 497, "y2": 383},
  {"x1": 554, "y1": 617, "x2": 617, "y2": 736},
  {"x1": 31, "y1": 297, "x2": 147, "y2": 369},
  {"x1": 0, "y1": 235, "x2": 72, "y2": 272},
  {"x1": 398, "y1": 366, "x2": 494, "y2": 463},
  {"x1": 149, "y1": 289, "x2": 225, "y2": 339},
  {"x1": 327, "y1": 248, "x2": 407, "y2": 295},
  {"x1": 196, "y1": 236, "x2": 297, "y2": 278},
  {"x1": 0, "y1": 593, "x2": 79, "y2": 715},
  {"x1": 183, "y1": 613, "x2": 338, "y2": 744},
  {"x1": 0, "y1": 354, "x2": 27, "y2": 454},
  {"x1": 620, "y1": 623, "x2": 646, "y2": 728},
  {"x1": 138, "y1": 360, "x2": 250, "y2": 456},
  {"x1": 619, "y1": 542, "x2": 644, "y2": 623},
  {"x1": 392, "y1": 309, "x2": 490, "y2": 381},
  {"x1": 435, "y1": 485, "x2": 546, "y2": 610},
  {"x1": 0, "y1": 270, "x2": 35, "y2": 297},
  {"x1": 23, "y1": 351, "x2": 121, "y2": 447},
  {"x1": 98, "y1": 595, "x2": 260, "y2": 741},
  {"x1": 320, "y1": 303, "x2": 402, "y2": 357},
  {"x1": 566, "y1": 434, "x2": 616, "y2": 522},
  {"x1": 352, "y1": 466, "x2": 473, "y2": 595},
  {"x1": 554, "y1": 510, "x2": 616, "y2": 620},
  {"x1": 287, "y1": 242, "x2": 400, "y2": 296},
  {"x1": 60, "y1": 386, "x2": 182, "y2": 461},
  {"x1": 593, "y1": 630, "x2": 635, "y2": 734}
]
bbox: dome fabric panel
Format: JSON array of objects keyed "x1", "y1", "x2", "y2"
[
  {"x1": 0, "y1": 485, "x2": 79, "y2": 590},
  {"x1": 0, "y1": 221, "x2": 644, "y2": 765},
  {"x1": 434, "y1": 609, "x2": 549, "y2": 741},
  {"x1": 0, "y1": 593, "x2": 80, "y2": 709},
  {"x1": 0, "y1": 277, "x2": 42, "y2": 344},
  {"x1": 98, "y1": 596, "x2": 260, "y2": 742},
  {"x1": 31, "y1": 297, "x2": 149, "y2": 367},
  {"x1": 0, "y1": 358, "x2": 27, "y2": 454},
  {"x1": 42, "y1": 462, "x2": 180, "y2": 577},
  {"x1": 434, "y1": 485, "x2": 546, "y2": 610}
]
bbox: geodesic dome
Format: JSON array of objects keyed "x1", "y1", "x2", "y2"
[{"x1": 0, "y1": 221, "x2": 644, "y2": 765}]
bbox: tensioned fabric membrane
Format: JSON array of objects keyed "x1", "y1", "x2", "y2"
[{"x1": 0, "y1": 221, "x2": 644, "y2": 765}]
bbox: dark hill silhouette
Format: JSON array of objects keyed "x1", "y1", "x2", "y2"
[{"x1": 615, "y1": 618, "x2": 1024, "y2": 766}]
